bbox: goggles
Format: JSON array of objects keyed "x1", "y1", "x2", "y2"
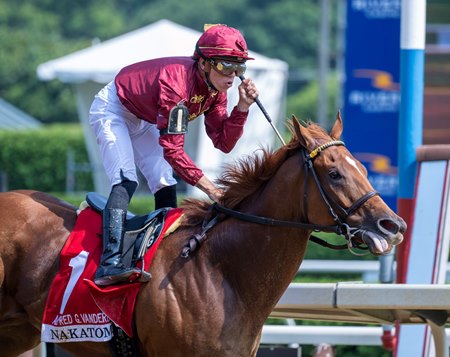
[{"x1": 210, "y1": 59, "x2": 246, "y2": 77}]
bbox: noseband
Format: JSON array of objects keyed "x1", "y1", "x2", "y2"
[{"x1": 181, "y1": 140, "x2": 379, "y2": 258}]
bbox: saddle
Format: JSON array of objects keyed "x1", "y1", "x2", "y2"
[{"x1": 85, "y1": 192, "x2": 170, "y2": 278}]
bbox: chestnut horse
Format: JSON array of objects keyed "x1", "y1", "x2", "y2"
[{"x1": 0, "y1": 114, "x2": 406, "y2": 356}]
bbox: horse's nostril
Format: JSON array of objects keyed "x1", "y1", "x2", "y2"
[{"x1": 378, "y1": 218, "x2": 400, "y2": 235}]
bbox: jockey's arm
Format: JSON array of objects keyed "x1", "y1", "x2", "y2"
[{"x1": 195, "y1": 175, "x2": 223, "y2": 202}]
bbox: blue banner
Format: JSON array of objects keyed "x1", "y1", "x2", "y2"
[{"x1": 343, "y1": 0, "x2": 401, "y2": 211}]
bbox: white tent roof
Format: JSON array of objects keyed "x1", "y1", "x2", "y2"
[
  {"x1": 37, "y1": 19, "x2": 288, "y2": 84},
  {"x1": 0, "y1": 98, "x2": 42, "y2": 130}
]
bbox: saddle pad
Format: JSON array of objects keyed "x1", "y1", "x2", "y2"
[{"x1": 41, "y1": 206, "x2": 183, "y2": 343}]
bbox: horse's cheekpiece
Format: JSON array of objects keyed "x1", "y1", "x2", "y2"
[{"x1": 86, "y1": 192, "x2": 169, "y2": 281}]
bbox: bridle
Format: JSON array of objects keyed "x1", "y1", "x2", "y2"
[
  {"x1": 181, "y1": 140, "x2": 379, "y2": 258},
  {"x1": 300, "y1": 140, "x2": 379, "y2": 248}
]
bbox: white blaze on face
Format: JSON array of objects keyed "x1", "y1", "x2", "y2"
[{"x1": 345, "y1": 155, "x2": 364, "y2": 176}]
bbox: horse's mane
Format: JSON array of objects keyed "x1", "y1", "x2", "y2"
[{"x1": 180, "y1": 119, "x2": 328, "y2": 227}]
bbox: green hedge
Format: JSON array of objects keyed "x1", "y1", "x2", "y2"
[
  {"x1": 56, "y1": 193, "x2": 158, "y2": 215},
  {"x1": 0, "y1": 124, "x2": 93, "y2": 192}
]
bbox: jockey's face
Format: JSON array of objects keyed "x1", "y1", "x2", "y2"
[
  {"x1": 208, "y1": 65, "x2": 236, "y2": 92},
  {"x1": 199, "y1": 58, "x2": 244, "y2": 93}
]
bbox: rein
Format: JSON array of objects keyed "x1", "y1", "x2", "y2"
[
  {"x1": 212, "y1": 202, "x2": 353, "y2": 251},
  {"x1": 213, "y1": 203, "x2": 341, "y2": 233},
  {"x1": 181, "y1": 140, "x2": 378, "y2": 257}
]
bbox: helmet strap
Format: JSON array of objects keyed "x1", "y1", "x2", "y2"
[
  {"x1": 204, "y1": 71, "x2": 218, "y2": 92},
  {"x1": 195, "y1": 43, "x2": 219, "y2": 91},
  {"x1": 198, "y1": 58, "x2": 217, "y2": 92}
]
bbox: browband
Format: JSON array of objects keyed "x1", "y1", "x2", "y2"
[{"x1": 308, "y1": 140, "x2": 345, "y2": 160}]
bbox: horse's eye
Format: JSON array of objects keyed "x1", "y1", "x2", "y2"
[{"x1": 329, "y1": 169, "x2": 342, "y2": 180}]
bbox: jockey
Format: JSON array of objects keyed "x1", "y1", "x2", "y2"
[{"x1": 89, "y1": 24, "x2": 259, "y2": 286}]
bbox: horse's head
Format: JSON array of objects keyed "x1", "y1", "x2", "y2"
[{"x1": 292, "y1": 112, "x2": 406, "y2": 255}]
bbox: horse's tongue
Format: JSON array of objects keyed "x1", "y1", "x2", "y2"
[
  {"x1": 372, "y1": 238, "x2": 388, "y2": 253},
  {"x1": 363, "y1": 232, "x2": 389, "y2": 254}
]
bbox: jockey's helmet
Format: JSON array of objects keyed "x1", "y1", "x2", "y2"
[{"x1": 193, "y1": 24, "x2": 254, "y2": 62}]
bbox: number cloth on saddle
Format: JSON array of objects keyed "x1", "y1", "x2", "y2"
[{"x1": 41, "y1": 197, "x2": 183, "y2": 343}]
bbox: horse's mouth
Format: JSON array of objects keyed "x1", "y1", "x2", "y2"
[{"x1": 359, "y1": 230, "x2": 404, "y2": 256}]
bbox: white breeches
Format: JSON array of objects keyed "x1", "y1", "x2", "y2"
[{"x1": 89, "y1": 81, "x2": 177, "y2": 194}]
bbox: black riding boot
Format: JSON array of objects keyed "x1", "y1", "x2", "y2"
[
  {"x1": 94, "y1": 208, "x2": 140, "y2": 286},
  {"x1": 154, "y1": 184, "x2": 177, "y2": 209}
]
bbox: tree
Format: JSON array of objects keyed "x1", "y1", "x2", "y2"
[
  {"x1": 0, "y1": 0, "x2": 325, "y2": 124},
  {"x1": 0, "y1": 0, "x2": 126, "y2": 123}
]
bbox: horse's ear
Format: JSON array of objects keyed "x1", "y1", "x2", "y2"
[
  {"x1": 292, "y1": 115, "x2": 313, "y2": 149},
  {"x1": 330, "y1": 111, "x2": 343, "y2": 140},
  {"x1": 292, "y1": 115, "x2": 302, "y2": 139}
]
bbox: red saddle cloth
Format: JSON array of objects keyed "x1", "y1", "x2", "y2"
[{"x1": 41, "y1": 206, "x2": 183, "y2": 343}]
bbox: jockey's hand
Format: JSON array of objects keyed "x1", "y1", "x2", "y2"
[
  {"x1": 237, "y1": 78, "x2": 259, "y2": 112},
  {"x1": 195, "y1": 176, "x2": 224, "y2": 202}
]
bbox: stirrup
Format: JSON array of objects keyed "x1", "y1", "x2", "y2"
[
  {"x1": 137, "y1": 270, "x2": 152, "y2": 283},
  {"x1": 134, "y1": 257, "x2": 152, "y2": 283},
  {"x1": 94, "y1": 267, "x2": 151, "y2": 286}
]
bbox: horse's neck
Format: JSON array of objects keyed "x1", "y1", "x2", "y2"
[
  {"x1": 213, "y1": 163, "x2": 309, "y2": 313},
  {"x1": 218, "y1": 221, "x2": 308, "y2": 299}
]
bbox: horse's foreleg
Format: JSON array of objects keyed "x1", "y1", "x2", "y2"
[
  {"x1": 0, "y1": 259, "x2": 41, "y2": 355},
  {"x1": 0, "y1": 323, "x2": 40, "y2": 357},
  {"x1": 250, "y1": 331, "x2": 262, "y2": 357}
]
